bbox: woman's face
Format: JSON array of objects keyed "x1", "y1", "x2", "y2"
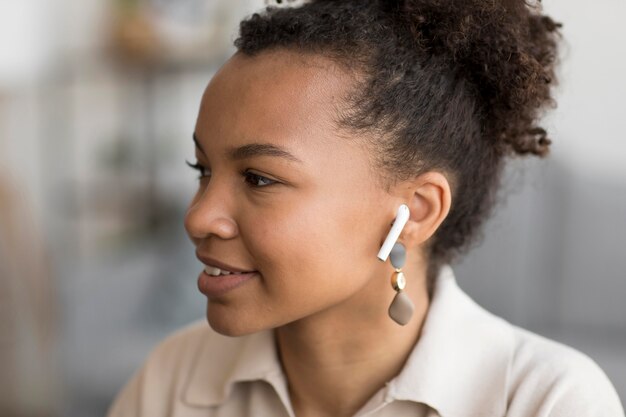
[{"x1": 185, "y1": 50, "x2": 398, "y2": 336}]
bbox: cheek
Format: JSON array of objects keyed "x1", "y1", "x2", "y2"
[{"x1": 245, "y1": 196, "x2": 371, "y2": 301}]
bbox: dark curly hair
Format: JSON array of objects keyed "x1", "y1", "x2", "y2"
[{"x1": 234, "y1": 0, "x2": 563, "y2": 294}]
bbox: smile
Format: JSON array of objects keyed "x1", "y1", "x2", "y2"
[{"x1": 197, "y1": 270, "x2": 259, "y2": 298}]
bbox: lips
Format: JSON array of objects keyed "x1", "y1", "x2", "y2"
[
  {"x1": 197, "y1": 270, "x2": 259, "y2": 298},
  {"x1": 195, "y1": 251, "x2": 259, "y2": 297},
  {"x1": 195, "y1": 251, "x2": 256, "y2": 274}
]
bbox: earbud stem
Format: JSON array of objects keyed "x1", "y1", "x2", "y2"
[{"x1": 377, "y1": 204, "x2": 410, "y2": 262}]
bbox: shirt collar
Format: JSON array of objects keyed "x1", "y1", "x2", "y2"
[
  {"x1": 182, "y1": 264, "x2": 514, "y2": 417},
  {"x1": 182, "y1": 325, "x2": 288, "y2": 408}
]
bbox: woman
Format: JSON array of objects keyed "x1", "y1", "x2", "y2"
[{"x1": 107, "y1": 0, "x2": 624, "y2": 416}]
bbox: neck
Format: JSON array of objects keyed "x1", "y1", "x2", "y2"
[{"x1": 274, "y1": 261, "x2": 430, "y2": 417}]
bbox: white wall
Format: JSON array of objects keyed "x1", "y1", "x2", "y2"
[{"x1": 542, "y1": 0, "x2": 626, "y2": 179}]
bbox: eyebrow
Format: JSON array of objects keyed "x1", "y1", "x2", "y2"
[{"x1": 193, "y1": 133, "x2": 303, "y2": 164}]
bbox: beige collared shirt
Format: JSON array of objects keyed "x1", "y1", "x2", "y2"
[{"x1": 106, "y1": 265, "x2": 625, "y2": 417}]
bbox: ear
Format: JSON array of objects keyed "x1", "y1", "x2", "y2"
[{"x1": 395, "y1": 171, "x2": 452, "y2": 250}]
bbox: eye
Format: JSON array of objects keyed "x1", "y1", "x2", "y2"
[
  {"x1": 243, "y1": 170, "x2": 278, "y2": 188},
  {"x1": 186, "y1": 160, "x2": 278, "y2": 188},
  {"x1": 185, "y1": 159, "x2": 208, "y2": 179}
]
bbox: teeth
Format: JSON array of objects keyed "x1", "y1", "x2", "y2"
[
  {"x1": 205, "y1": 266, "x2": 220, "y2": 276},
  {"x1": 204, "y1": 265, "x2": 234, "y2": 276}
]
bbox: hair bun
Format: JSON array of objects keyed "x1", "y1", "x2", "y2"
[{"x1": 398, "y1": 0, "x2": 563, "y2": 156}]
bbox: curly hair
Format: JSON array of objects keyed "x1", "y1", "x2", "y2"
[{"x1": 234, "y1": 0, "x2": 563, "y2": 294}]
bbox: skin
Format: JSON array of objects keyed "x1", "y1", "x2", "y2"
[{"x1": 184, "y1": 49, "x2": 452, "y2": 417}]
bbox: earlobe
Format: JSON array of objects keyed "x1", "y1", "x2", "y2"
[{"x1": 398, "y1": 220, "x2": 422, "y2": 248}]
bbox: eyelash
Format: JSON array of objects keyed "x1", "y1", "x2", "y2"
[
  {"x1": 185, "y1": 160, "x2": 278, "y2": 188},
  {"x1": 185, "y1": 160, "x2": 207, "y2": 178}
]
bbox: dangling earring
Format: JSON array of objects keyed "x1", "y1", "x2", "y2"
[
  {"x1": 387, "y1": 242, "x2": 414, "y2": 325},
  {"x1": 376, "y1": 204, "x2": 415, "y2": 326}
]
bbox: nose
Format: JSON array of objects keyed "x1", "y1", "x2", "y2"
[{"x1": 184, "y1": 183, "x2": 238, "y2": 241}]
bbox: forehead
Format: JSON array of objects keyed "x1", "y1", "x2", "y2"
[{"x1": 195, "y1": 49, "x2": 357, "y2": 154}]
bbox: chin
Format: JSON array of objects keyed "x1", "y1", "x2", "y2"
[{"x1": 205, "y1": 302, "x2": 266, "y2": 337}]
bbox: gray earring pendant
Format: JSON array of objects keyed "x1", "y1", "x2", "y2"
[
  {"x1": 387, "y1": 242, "x2": 415, "y2": 326},
  {"x1": 389, "y1": 242, "x2": 406, "y2": 269},
  {"x1": 388, "y1": 291, "x2": 415, "y2": 326}
]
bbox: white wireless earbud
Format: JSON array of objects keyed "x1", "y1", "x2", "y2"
[{"x1": 377, "y1": 204, "x2": 410, "y2": 262}]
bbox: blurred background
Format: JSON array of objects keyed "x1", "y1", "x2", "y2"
[{"x1": 0, "y1": 0, "x2": 624, "y2": 416}]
